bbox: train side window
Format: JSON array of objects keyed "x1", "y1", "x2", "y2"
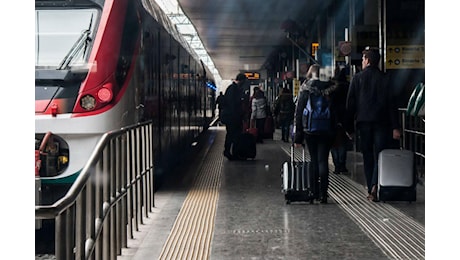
[{"x1": 116, "y1": 2, "x2": 140, "y2": 86}]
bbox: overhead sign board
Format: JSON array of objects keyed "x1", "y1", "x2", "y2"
[
  {"x1": 312, "y1": 43, "x2": 319, "y2": 58},
  {"x1": 386, "y1": 45, "x2": 425, "y2": 69},
  {"x1": 244, "y1": 72, "x2": 260, "y2": 80}
]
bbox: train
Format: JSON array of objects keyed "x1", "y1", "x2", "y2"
[{"x1": 35, "y1": 0, "x2": 217, "y2": 205}]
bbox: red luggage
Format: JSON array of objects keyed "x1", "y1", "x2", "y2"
[{"x1": 246, "y1": 127, "x2": 258, "y2": 138}]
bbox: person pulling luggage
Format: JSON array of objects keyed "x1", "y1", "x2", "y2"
[
  {"x1": 293, "y1": 64, "x2": 338, "y2": 204},
  {"x1": 345, "y1": 47, "x2": 401, "y2": 202}
]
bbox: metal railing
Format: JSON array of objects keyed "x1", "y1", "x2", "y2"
[
  {"x1": 399, "y1": 109, "x2": 425, "y2": 183},
  {"x1": 36, "y1": 121, "x2": 155, "y2": 260}
]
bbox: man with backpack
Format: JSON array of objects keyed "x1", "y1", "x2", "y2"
[
  {"x1": 345, "y1": 47, "x2": 401, "y2": 202},
  {"x1": 294, "y1": 64, "x2": 338, "y2": 204}
]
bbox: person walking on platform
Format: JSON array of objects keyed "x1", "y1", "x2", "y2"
[
  {"x1": 250, "y1": 87, "x2": 268, "y2": 143},
  {"x1": 220, "y1": 73, "x2": 247, "y2": 160},
  {"x1": 330, "y1": 66, "x2": 351, "y2": 174},
  {"x1": 345, "y1": 47, "x2": 401, "y2": 202},
  {"x1": 294, "y1": 64, "x2": 338, "y2": 204},
  {"x1": 215, "y1": 91, "x2": 225, "y2": 124},
  {"x1": 274, "y1": 87, "x2": 295, "y2": 142}
]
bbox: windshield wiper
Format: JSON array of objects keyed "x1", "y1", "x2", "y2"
[{"x1": 58, "y1": 13, "x2": 93, "y2": 70}]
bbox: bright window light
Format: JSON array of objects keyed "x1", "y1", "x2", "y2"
[{"x1": 155, "y1": 0, "x2": 222, "y2": 87}]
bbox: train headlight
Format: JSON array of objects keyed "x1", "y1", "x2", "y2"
[
  {"x1": 80, "y1": 95, "x2": 96, "y2": 110},
  {"x1": 97, "y1": 83, "x2": 113, "y2": 103}
]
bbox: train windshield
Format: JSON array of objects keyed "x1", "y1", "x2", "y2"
[{"x1": 35, "y1": 9, "x2": 98, "y2": 69}]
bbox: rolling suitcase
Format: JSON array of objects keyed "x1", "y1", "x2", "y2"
[
  {"x1": 377, "y1": 149, "x2": 417, "y2": 202},
  {"x1": 281, "y1": 145, "x2": 316, "y2": 204},
  {"x1": 232, "y1": 132, "x2": 256, "y2": 160}
]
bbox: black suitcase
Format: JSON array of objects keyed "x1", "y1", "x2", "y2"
[
  {"x1": 232, "y1": 132, "x2": 256, "y2": 160},
  {"x1": 377, "y1": 149, "x2": 417, "y2": 202},
  {"x1": 281, "y1": 145, "x2": 317, "y2": 204}
]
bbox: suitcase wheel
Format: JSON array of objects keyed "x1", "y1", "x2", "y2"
[
  {"x1": 309, "y1": 199, "x2": 314, "y2": 204},
  {"x1": 286, "y1": 200, "x2": 291, "y2": 205}
]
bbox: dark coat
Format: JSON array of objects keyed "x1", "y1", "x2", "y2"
[
  {"x1": 274, "y1": 91, "x2": 295, "y2": 123},
  {"x1": 216, "y1": 94, "x2": 224, "y2": 110},
  {"x1": 345, "y1": 66, "x2": 400, "y2": 133},
  {"x1": 220, "y1": 82, "x2": 244, "y2": 125}
]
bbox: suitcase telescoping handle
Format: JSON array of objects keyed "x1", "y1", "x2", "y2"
[
  {"x1": 290, "y1": 144, "x2": 306, "y2": 190},
  {"x1": 290, "y1": 144, "x2": 306, "y2": 164}
]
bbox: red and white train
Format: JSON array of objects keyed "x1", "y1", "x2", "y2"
[{"x1": 35, "y1": 0, "x2": 216, "y2": 205}]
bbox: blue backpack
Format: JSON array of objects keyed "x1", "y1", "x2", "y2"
[{"x1": 302, "y1": 92, "x2": 332, "y2": 133}]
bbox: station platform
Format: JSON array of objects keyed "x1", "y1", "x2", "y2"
[{"x1": 117, "y1": 126, "x2": 425, "y2": 260}]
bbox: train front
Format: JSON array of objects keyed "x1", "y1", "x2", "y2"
[{"x1": 35, "y1": 0, "x2": 136, "y2": 207}]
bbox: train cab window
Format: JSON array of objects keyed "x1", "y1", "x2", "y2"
[
  {"x1": 35, "y1": 9, "x2": 99, "y2": 69},
  {"x1": 115, "y1": 2, "x2": 140, "y2": 86}
]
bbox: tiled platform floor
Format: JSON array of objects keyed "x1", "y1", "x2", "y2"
[{"x1": 118, "y1": 127, "x2": 425, "y2": 260}]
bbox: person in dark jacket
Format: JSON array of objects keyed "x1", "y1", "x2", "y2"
[
  {"x1": 294, "y1": 64, "x2": 338, "y2": 204},
  {"x1": 345, "y1": 47, "x2": 401, "y2": 201},
  {"x1": 330, "y1": 67, "x2": 350, "y2": 174},
  {"x1": 215, "y1": 91, "x2": 225, "y2": 123},
  {"x1": 220, "y1": 73, "x2": 247, "y2": 160},
  {"x1": 274, "y1": 87, "x2": 295, "y2": 142}
]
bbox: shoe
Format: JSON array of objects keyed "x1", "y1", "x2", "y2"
[
  {"x1": 367, "y1": 193, "x2": 378, "y2": 202},
  {"x1": 368, "y1": 185, "x2": 378, "y2": 202},
  {"x1": 320, "y1": 197, "x2": 328, "y2": 204},
  {"x1": 223, "y1": 151, "x2": 234, "y2": 161}
]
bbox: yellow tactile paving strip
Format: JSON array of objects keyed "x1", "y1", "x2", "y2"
[{"x1": 158, "y1": 136, "x2": 223, "y2": 260}]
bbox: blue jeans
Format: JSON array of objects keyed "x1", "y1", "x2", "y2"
[
  {"x1": 357, "y1": 122, "x2": 391, "y2": 194},
  {"x1": 305, "y1": 134, "x2": 333, "y2": 198},
  {"x1": 280, "y1": 118, "x2": 293, "y2": 142},
  {"x1": 331, "y1": 145, "x2": 347, "y2": 171}
]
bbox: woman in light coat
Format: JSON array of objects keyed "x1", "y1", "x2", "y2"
[{"x1": 251, "y1": 87, "x2": 267, "y2": 143}]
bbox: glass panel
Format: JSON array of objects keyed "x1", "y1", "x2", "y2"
[{"x1": 35, "y1": 9, "x2": 99, "y2": 68}]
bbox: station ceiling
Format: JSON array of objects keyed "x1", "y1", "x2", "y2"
[{"x1": 178, "y1": 0, "x2": 334, "y2": 81}]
